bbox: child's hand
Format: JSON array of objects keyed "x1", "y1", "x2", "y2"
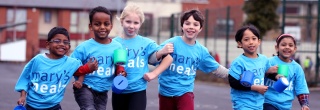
[
  {"x1": 87, "y1": 57, "x2": 98, "y2": 72},
  {"x1": 73, "y1": 81, "x2": 83, "y2": 89},
  {"x1": 17, "y1": 97, "x2": 26, "y2": 105},
  {"x1": 301, "y1": 105, "x2": 310, "y2": 110},
  {"x1": 159, "y1": 43, "x2": 174, "y2": 55},
  {"x1": 266, "y1": 65, "x2": 278, "y2": 74},
  {"x1": 251, "y1": 85, "x2": 268, "y2": 95},
  {"x1": 120, "y1": 71, "x2": 127, "y2": 77},
  {"x1": 116, "y1": 65, "x2": 127, "y2": 77},
  {"x1": 143, "y1": 72, "x2": 157, "y2": 82}
]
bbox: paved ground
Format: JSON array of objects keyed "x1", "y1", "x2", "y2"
[{"x1": 1, "y1": 62, "x2": 319, "y2": 110}]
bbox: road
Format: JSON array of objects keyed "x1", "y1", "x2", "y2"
[{"x1": 1, "y1": 62, "x2": 319, "y2": 110}]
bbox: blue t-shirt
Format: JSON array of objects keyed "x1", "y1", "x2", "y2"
[
  {"x1": 264, "y1": 56, "x2": 309, "y2": 110},
  {"x1": 71, "y1": 38, "x2": 122, "y2": 92},
  {"x1": 113, "y1": 35, "x2": 159, "y2": 93},
  {"x1": 15, "y1": 54, "x2": 82, "y2": 109},
  {"x1": 229, "y1": 54, "x2": 270, "y2": 110},
  {"x1": 158, "y1": 36, "x2": 220, "y2": 97}
]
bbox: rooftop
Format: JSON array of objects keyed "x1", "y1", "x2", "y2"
[{"x1": 0, "y1": 0, "x2": 126, "y2": 10}]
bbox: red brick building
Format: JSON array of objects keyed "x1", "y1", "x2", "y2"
[{"x1": 0, "y1": 0, "x2": 125, "y2": 61}]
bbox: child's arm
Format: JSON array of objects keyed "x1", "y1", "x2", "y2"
[
  {"x1": 149, "y1": 43, "x2": 174, "y2": 64},
  {"x1": 211, "y1": 65, "x2": 229, "y2": 79},
  {"x1": 73, "y1": 58, "x2": 97, "y2": 88},
  {"x1": 73, "y1": 76, "x2": 84, "y2": 89},
  {"x1": 250, "y1": 85, "x2": 268, "y2": 95},
  {"x1": 297, "y1": 94, "x2": 310, "y2": 110},
  {"x1": 115, "y1": 65, "x2": 126, "y2": 77},
  {"x1": 17, "y1": 90, "x2": 26, "y2": 105},
  {"x1": 74, "y1": 58, "x2": 98, "y2": 76},
  {"x1": 144, "y1": 55, "x2": 173, "y2": 82},
  {"x1": 229, "y1": 74, "x2": 268, "y2": 94},
  {"x1": 228, "y1": 74, "x2": 251, "y2": 90}
]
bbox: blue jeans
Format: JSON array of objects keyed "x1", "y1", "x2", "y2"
[
  {"x1": 73, "y1": 84, "x2": 108, "y2": 110},
  {"x1": 25, "y1": 104, "x2": 61, "y2": 110}
]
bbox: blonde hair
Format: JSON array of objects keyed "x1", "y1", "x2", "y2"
[{"x1": 119, "y1": 4, "x2": 145, "y2": 23}]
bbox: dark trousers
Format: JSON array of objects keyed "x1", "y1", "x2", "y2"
[
  {"x1": 263, "y1": 103, "x2": 278, "y2": 110},
  {"x1": 73, "y1": 85, "x2": 108, "y2": 110},
  {"x1": 112, "y1": 90, "x2": 147, "y2": 110}
]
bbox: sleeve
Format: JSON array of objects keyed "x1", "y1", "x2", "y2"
[
  {"x1": 15, "y1": 58, "x2": 35, "y2": 92},
  {"x1": 228, "y1": 74, "x2": 251, "y2": 90},
  {"x1": 297, "y1": 94, "x2": 309, "y2": 107},
  {"x1": 149, "y1": 38, "x2": 174, "y2": 65},
  {"x1": 146, "y1": 40, "x2": 160, "y2": 65},
  {"x1": 73, "y1": 64, "x2": 91, "y2": 76},
  {"x1": 228, "y1": 61, "x2": 243, "y2": 80},
  {"x1": 70, "y1": 46, "x2": 86, "y2": 63},
  {"x1": 265, "y1": 73, "x2": 278, "y2": 81},
  {"x1": 294, "y1": 67, "x2": 310, "y2": 95},
  {"x1": 198, "y1": 49, "x2": 219, "y2": 73},
  {"x1": 115, "y1": 65, "x2": 125, "y2": 76},
  {"x1": 147, "y1": 40, "x2": 159, "y2": 56},
  {"x1": 264, "y1": 56, "x2": 272, "y2": 73},
  {"x1": 148, "y1": 51, "x2": 160, "y2": 65}
]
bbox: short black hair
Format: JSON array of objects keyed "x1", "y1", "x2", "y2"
[
  {"x1": 47, "y1": 26, "x2": 70, "y2": 41},
  {"x1": 89, "y1": 6, "x2": 113, "y2": 24},
  {"x1": 180, "y1": 9, "x2": 204, "y2": 29},
  {"x1": 235, "y1": 24, "x2": 260, "y2": 43}
]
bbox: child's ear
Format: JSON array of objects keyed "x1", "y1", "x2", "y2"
[
  {"x1": 88, "y1": 24, "x2": 92, "y2": 31},
  {"x1": 46, "y1": 41, "x2": 50, "y2": 49},
  {"x1": 237, "y1": 41, "x2": 242, "y2": 48}
]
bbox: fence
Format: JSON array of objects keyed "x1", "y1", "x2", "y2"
[{"x1": 153, "y1": 4, "x2": 320, "y2": 86}]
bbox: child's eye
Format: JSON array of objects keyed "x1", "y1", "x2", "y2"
[
  {"x1": 94, "y1": 23, "x2": 101, "y2": 26},
  {"x1": 104, "y1": 22, "x2": 110, "y2": 26},
  {"x1": 134, "y1": 21, "x2": 140, "y2": 25},
  {"x1": 50, "y1": 39, "x2": 70, "y2": 45},
  {"x1": 125, "y1": 20, "x2": 132, "y2": 24}
]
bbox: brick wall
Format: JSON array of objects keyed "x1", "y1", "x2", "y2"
[{"x1": 26, "y1": 8, "x2": 40, "y2": 61}]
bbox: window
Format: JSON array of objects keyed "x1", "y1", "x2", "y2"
[
  {"x1": 70, "y1": 11, "x2": 89, "y2": 33},
  {"x1": 44, "y1": 11, "x2": 52, "y2": 23},
  {"x1": 160, "y1": 17, "x2": 170, "y2": 31},
  {"x1": 6, "y1": 9, "x2": 27, "y2": 31},
  {"x1": 215, "y1": 19, "x2": 234, "y2": 33},
  {"x1": 286, "y1": 6, "x2": 299, "y2": 14},
  {"x1": 140, "y1": 13, "x2": 153, "y2": 36}
]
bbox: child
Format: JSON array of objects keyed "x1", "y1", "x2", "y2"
[
  {"x1": 14, "y1": 26, "x2": 98, "y2": 110},
  {"x1": 264, "y1": 34, "x2": 310, "y2": 110},
  {"x1": 70, "y1": 6, "x2": 126, "y2": 110},
  {"x1": 228, "y1": 24, "x2": 272, "y2": 110},
  {"x1": 157, "y1": 9, "x2": 229, "y2": 110},
  {"x1": 112, "y1": 4, "x2": 173, "y2": 110}
]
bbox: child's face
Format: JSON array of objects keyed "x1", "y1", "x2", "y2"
[
  {"x1": 89, "y1": 12, "x2": 113, "y2": 40},
  {"x1": 237, "y1": 29, "x2": 261, "y2": 56},
  {"x1": 275, "y1": 37, "x2": 297, "y2": 60},
  {"x1": 182, "y1": 15, "x2": 202, "y2": 40},
  {"x1": 46, "y1": 34, "x2": 70, "y2": 59},
  {"x1": 121, "y1": 13, "x2": 141, "y2": 38}
]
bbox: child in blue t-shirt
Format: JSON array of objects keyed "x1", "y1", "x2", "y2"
[
  {"x1": 70, "y1": 6, "x2": 126, "y2": 110},
  {"x1": 264, "y1": 34, "x2": 310, "y2": 110},
  {"x1": 112, "y1": 4, "x2": 173, "y2": 110},
  {"x1": 228, "y1": 24, "x2": 275, "y2": 110},
  {"x1": 15, "y1": 26, "x2": 97, "y2": 110},
  {"x1": 157, "y1": 9, "x2": 229, "y2": 110}
]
